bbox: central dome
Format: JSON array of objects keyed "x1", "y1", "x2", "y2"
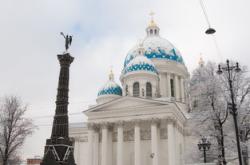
[{"x1": 123, "y1": 20, "x2": 184, "y2": 68}]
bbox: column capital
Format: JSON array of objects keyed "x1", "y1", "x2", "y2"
[
  {"x1": 115, "y1": 120, "x2": 124, "y2": 127},
  {"x1": 132, "y1": 119, "x2": 144, "y2": 126},
  {"x1": 150, "y1": 118, "x2": 160, "y2": 126},
  {"x1": 100, "y1": 122, "x2": 113, "y2": 130},
  {"x1": 87, "y1": 122, "x2": 96, "y2": 129},
  {"x1": 163, "y1": 116, "x2": 176, "y2": 125}
]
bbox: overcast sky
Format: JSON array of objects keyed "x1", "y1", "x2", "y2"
[{"x1": 0, "y1": 0, "x2": 250, "y2": 160}]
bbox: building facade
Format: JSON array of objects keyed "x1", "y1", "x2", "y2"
[{"x1": 69, "y1": 18, "x2": 190, "y2": 165}]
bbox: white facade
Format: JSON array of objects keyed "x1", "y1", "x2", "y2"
[{"x1": 69, "y1": 18, "x2": 191, "y2": 165}]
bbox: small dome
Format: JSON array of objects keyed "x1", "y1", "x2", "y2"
[
  {"x1": 97, "y1": 71, "x2": 122, "y2": 97},
  {"x1": 124, "y1": 55, "x2": 158, "y2": 75}
]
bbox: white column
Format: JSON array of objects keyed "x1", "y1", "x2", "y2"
[
  {"x1": 134, "y1": 122, "x2": 141, "y2": 165},
  {"x1": 93, "y1": 130, "x2": 99, "y2": 165},
  {"x1": 168, "y1": 120, "x2": 176, "y2": 165},
  {"x1": 166, "y1": 73, "x2": 171, "y2": 98},
  {"x1": 117, "y1": 122, "x2": 124, "y2": 165},
  {"x1": 88, "y1": 124, "x2": 94, "y2": 165},
  {"x1": 151, "y1": 120, "x2": 159, "y2": 165},
  {"x1": 174, "y1": 75, "x2": 180, "y2": 101},
  {"x1": 180, "y1": 78, "x2": 185, "y2": 102},
  {"x1": 101, "y1": 124, "x2": 108, "y2": 165}
]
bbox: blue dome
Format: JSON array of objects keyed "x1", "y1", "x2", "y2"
[
  {"x1": 124, "y1": 55, "x2": 158, "y2": 75},
  {"x1": 98, "y1": 81, "x2": 122, "y2": 96},
  {"x1": 124, "y1": 36, "x2": 184, "y2": 68}
]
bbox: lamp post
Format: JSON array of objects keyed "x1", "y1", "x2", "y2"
[
  {"x1": 217, "y1": 59, "x2": 242, "y2": 165},
  {"x1": 198, "y1": 136, "x2": 211, "y2": 163}
]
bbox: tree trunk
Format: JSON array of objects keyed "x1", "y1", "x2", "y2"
[
  {"x1": 220, "y1": 125, "x2": 227, "y2": 165},
  {"x1": 242, "y1": 145, "x2": 248, "y2": 165},
  {"x1": 214, "y1": 120, "x2": 227, "y2": 165},
  {"x1": 3, "y1": 158, "x2": 8, "y2": 165}
]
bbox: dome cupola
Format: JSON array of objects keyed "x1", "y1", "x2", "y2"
[
  {"x1": 146, "y1": 12, "x2": 160, "y2": 36},
  {"x1": 96, "y1": 70, "x2": 122, "y2": 104}
]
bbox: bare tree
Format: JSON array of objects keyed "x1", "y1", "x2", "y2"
[
  {"x1": 189, "y1": 61, "x2": 250, "y2": 165},
  {"x1": 0, "y1": 96, "x2": 35, "y2": 165},
  {"x1": 189, "y1": 62, "x2": 228, "y2": 164}
]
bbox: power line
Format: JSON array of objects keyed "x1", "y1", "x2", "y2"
[
  {"x1": 199, "y1": 0, "x2": 212, "y2": 28},
  {"x1": 29, "y1": 99, "x2": 187, "y2": 120}
]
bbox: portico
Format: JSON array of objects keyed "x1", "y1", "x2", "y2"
[{"x1": 83, "y1": 96, "x2": 186, "y2": 165}]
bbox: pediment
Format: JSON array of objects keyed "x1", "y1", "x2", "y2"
[{"x1": 85, "y1": 96, "x2": 169, "y2": 113}]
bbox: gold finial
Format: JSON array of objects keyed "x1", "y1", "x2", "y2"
[
  {"x1": 109, "y1": 66, "x2": 114, "y2": 81},
  {"x1": 199, "y1": 54, "x2": 205, "y2": 67},
  {"x1": 149, "y1": 11, "x2": 157, "y2": 27}
]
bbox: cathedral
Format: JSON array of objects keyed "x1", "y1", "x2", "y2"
[{"x1": 69, "y1": 17, "x2": 190, "y2": 165}]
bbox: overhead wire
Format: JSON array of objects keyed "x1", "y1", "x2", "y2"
[
  {"x1": 199, "y1": 0, "x2": 212, "y2": 28},
  {"x1": 199, "y1": 0, "x2": 224, "y2": 62}
]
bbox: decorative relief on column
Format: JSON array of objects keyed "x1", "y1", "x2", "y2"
[
  {"x1": 141, "y1": 129, "x2": 151, "y2": 140},
  {"x1": 98, "y1": 122, "x2": 113, "y2": 142},
  {"x1": 150, "y1": 118, "x2": 160, "y2": 125},
  {"x1": 124, "y1": 129, "x2": 134, "y2": 141},
  {"x1": 112, "y1": 132, "x2": 117, "y2": 142},
  {"x1": 87, "y1": 122, "x2": 95, "y2": 130},
  {"x1": 160, "y1": 128, "x2": 168, "y2": 139},
  {"x1": 88, "y1": 122, "x2": 100, "y2": 130},
  {"x1": 165, "y1": 117, "x2": 177, "y2": 125}
]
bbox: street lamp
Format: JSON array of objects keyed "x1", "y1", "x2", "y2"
[
  {"x1": 205, "y1": 27, "x2": 216, "y2": 35},
  {"x1": 198, "y1": 136, "x2": 211, "y2": 163},
  {"x1": 217, "y1": 59, "x2": 242, "y2": 165}
]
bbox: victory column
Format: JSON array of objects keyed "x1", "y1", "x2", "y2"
[{"x1": 40, "y1": 33, "x2": 76, "y2": 165}]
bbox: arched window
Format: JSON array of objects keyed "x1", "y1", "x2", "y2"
[
  {"x1": 150, "y1": 29, "x2": 153, "y2": 35},
  {"x1": 133, "y1": 82, "x2": 140, "y2": 97},
  {"x1": 146, "y1": 82, "x2": 152, "y2": 97},
  {"x1": 154, "y1": 29, "x2": 157, "y2": 34}
]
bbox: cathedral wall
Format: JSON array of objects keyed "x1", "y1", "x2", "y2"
[{"x1": 74, "y1": 141, "x2": 88, "y2": 165}]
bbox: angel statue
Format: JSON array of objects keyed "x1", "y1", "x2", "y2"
[{"x1": 60, "y1": 32, "x2": 72, "y2": 51}]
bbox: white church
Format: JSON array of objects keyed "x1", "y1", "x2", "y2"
[{"x1": 69, "y1": 17, "x2": 199, "y2": 165}]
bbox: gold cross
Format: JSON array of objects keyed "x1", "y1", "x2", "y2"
[{"x1": 149, "y1": 11, "x2": 155, "y2": 20}]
